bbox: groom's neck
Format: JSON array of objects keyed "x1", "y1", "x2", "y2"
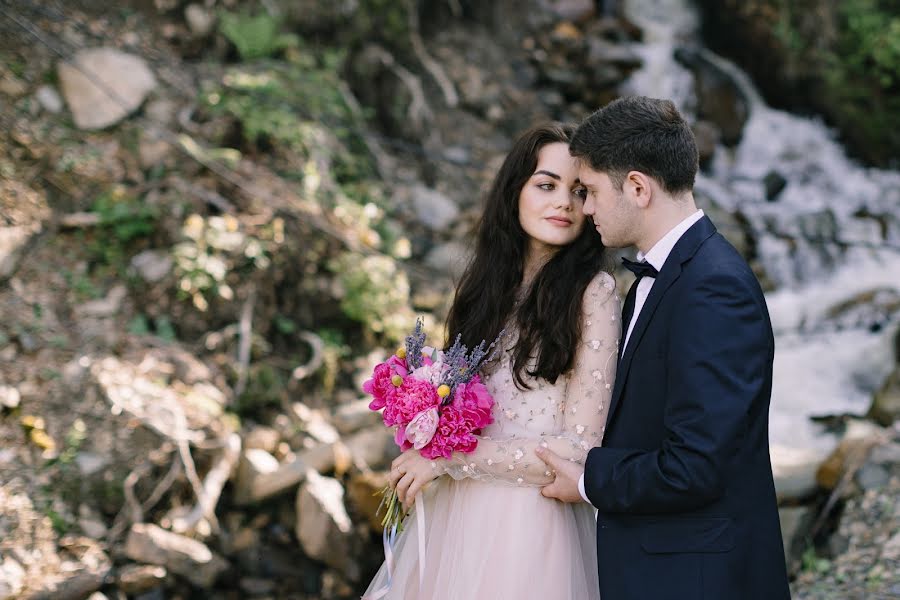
[{"x1": 635, "y1": 193, "x2": 698, "y2": 255}]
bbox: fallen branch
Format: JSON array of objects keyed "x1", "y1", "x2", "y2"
[
  {"x1": 170, "y1": 432, "x2": 241, "y2": 534},
  {"x1": 292, "y1": 331, "x2": 325, "y2": 381},
  {"x1": 233, "y1": 288, "x2": 256, "y2": 399},
  {"x1": 59, "y1": 212, "x2": 101, "y2": 228},
  {"x1": 407, "y1": 0, "x2": 459, "y2": 108}
]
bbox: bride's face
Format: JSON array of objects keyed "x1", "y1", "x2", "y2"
[{"x1": 518, "y1": 142, "x2": 587, "y2": 257}]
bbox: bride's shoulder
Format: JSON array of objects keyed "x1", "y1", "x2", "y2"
[{"x1": 584, "y1": 270, "x2": 618, "y2": 303}]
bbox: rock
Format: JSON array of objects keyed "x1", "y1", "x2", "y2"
[
  {"x1": 0, "y1": 556, "x2": 25, "y2": 600},
  {"x1": 674, "y1": 46, "x2": 749, "y2": 146},
  {"x1": 75, "y1": 452, "x2": 110, "y2": 476},
  {"x1": 295, "y1": 470, "x2": 357, "y2": 579},
  {"x1": 125, "y1": 523, "x2": 228, "y2": 587},
  {"x1": 424, "y1": 241, "x2": 470, "y2": 278},
  {"x1": 0, "y1": 226, "x2": 37, "y2": 282},
  {"x1": 692, "y1": 120, "x2": 720, "y2": 167},
  {"x1": 130, "y1": 250, "x2": 173, "y2": 283},
  {"x1": 76, "y1": 284, "x2": 127, "y2": 318},
  {"x1": 138, "y1": 129, "x2": 175, "y2": 170},
  {"x1": 816, "y1": 420, "x2": 885, "y2": 490},
  {"x1": 771, "y1": 444, "x2": 830, "y2": 501},
  {"x1": 763, "y1": 170, "x2": 787, "y2": 202},
  {"x1": 346, "y1": 470, "x2": 390, "y2": 532},
  {"x1": 869, "y1": 365, "x2": 900, "y2": 426},
  {"x1": 545, "y1": 0, "x2": 595, "y2": 22},
  {"x1": 0, "y1": 71, "x2": 27, "y2": 97},
  {"x1": 0, "y1": 385, "x2": 20, "y2": 410},
  {"x1": 411, "y1": 185, "x2": 460, "y2": 230},
  {"x1": 117, "y1": 564, "x2": 167, "y2": 595},
  {"x1": 292, "y1": 402, "x2": 340, "y2": 444},
  {"x1": 235, "y1": 448, "x2": 280, "y2": 504},
  {"x1": 78, "y1": 505, "x2": 108, "y2": 539},
  {"x1": 778, "y1": 505, "x2": 811, "y2": 563},
  {"x1": 244, "y1": 425, "x2": 281, "y2": 453},
  {"x1": 332, "y1": 398, "x2": 381, "y2": 435},
  {"x1": 87, "y1": 593, "x2": 108, "y2": 600},
  {"x1": 184, "y1": 4, "x2": 216, "y2": 37},
  {"x1": 235, "y1": 442, "x2": 338, "y2": 504},
  {"x1": 855, "y1": 462, "x2": 889, "y2": 491},
  {"x1": 239, "y1": 577, "x2": 275, "y2": 595},
  {"x1": 58, "y1": 48, "x2": 157, "y2": 130},
  {"x1": 344, "y1": 427, "x2": 399, "y2": 471},
  {"x1": 36, "y1": 85, "x2": 64, "y2": 113}
]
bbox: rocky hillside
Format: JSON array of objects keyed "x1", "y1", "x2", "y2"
[{"x1": 0, "y1": 0, "x2": 897, "y2": 599}]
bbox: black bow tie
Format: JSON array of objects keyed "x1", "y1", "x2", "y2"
[{"x1": 621, "y1": 257, "x2": 659, "y2": 281}]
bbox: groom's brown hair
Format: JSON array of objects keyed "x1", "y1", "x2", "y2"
[{"x1": 570, "y1": 96, "x2": 698, "y2": 194}]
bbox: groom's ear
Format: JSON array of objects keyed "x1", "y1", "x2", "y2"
[{"x1": 625, "y1": 170, "x2": 653, "y2": 209}]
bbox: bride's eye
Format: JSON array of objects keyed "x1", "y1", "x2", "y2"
[{"x1": 538, "y1": 182, "x2": 555, "y2": 191}]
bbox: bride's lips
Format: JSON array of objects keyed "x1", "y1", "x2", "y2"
[{"x1": 545, "y1": 216, "x2": 573, "y2": 227}]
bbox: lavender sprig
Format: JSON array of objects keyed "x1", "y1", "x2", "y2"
[
  {"x1": 404, "y1": 318, "x2": 427, "y2": 370},
  {"x1": 439, "y1": 329, "x2": 506, "y2": 404}
]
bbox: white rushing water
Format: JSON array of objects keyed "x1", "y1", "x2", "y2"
[{"x1": 622, "y1": 0, "x2": 900, "y2": 455}]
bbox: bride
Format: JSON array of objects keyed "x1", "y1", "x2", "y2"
[{"x1": 362, "y1": 122, "x2": 620, "y2": 600}]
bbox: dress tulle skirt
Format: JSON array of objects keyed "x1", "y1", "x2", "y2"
[{"x1": 362, "y1": 477, "x2": 600, "y2": 600}]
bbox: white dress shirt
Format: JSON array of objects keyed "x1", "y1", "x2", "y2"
[{"x1": 577, "y1": 209, "x2": 705, "y2": 504}]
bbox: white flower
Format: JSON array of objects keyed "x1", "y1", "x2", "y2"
[{"x1": 404, "y1": 407, "x2": 440, "y2": 450}]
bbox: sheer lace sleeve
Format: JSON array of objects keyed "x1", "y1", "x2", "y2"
[{"x1": 438, "y1": 272, "x2": 621, "y2": 486}]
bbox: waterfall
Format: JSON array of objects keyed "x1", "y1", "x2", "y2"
[{"x1": 622, "y1": 0, "x2": 900, "y2": 456}]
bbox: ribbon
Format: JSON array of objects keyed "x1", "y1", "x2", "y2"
[
  {"x1": 360, "y1": 492, "x2": 427, "y2": 599},
  {"x1": 361, "y1": 522, "x2": 398, "y2": 600}
]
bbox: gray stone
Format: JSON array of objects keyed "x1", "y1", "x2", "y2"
[
  {"x1": 771, "y1": 444, "x2": 829, "y2": 501},
  {"x1": 244, "y1": 426, "x2": 281, "y2": 453},
  {"x1": 332, "y1": 398, "x2": 382, "y2": 435},
  {"x1": 424, "y1": 241, "x2": 470, "y2": 278},
  {"x1": 184, "y1": 4, "x2": 216, "y2": 37},
  {"x1": 0, "y1": 226, "x2": 36, "y2": 282},
  {"x1": 138, "y1": 130, "x2": 174, "y2": 170},
  {"x1": 75, "y1": 451, "x2": 110, "y2": 476},
  {"x1": 0, "y1": 386, "x2": 20, "y2": 409},
  {"x1": 0, "y1": 556, "x2": 25, "y2": 600},
  {"x1": 345, "y1": 427, "x2": 400, "y2": 471},
  {"x1": 130, "y1": 250, "x2": 173, "y2": 283},
  {"x1": 778, "y1": 505, "x2": 810, "y2": 562},
  {"x1": 411, "y1": 185, "x2": 460, "y2": 230},
  {"x1": 58, "y1": 48, "x2": 157, "y2": 130},
  {"x1": 36, "y1": 85, "x2": 64, "y2": 113},
  {"x1": 869, "y1": 366, "x2": 900, "y2": 426},
  {"x1": 235, "y1": 443, "x2": 337, "y2": 505},
  {"x1": 855, "y1": 462, "x2": 889, "y2": 491},
  {"x1": 125, "y1": 523, "x2": 228, "y2": 587},
  {"x1": 76, "y1": 284, "x2": 127, "y2": 318},
  {"x1": 117, "y1": 564, "x2": 167, "y2": 595},
  {"x1": 295, "y1": 470, "x2": 357, "y2": 579}
]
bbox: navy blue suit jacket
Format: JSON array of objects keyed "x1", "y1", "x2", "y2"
[{"x1": 584, "y1": 216, "x2": 791, "y2": 599}]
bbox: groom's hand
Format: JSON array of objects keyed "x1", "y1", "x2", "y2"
[{"x1": 535, "y1": 447, "x2": 585, "y2": 503}]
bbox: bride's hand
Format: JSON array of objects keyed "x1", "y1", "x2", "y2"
[{"x1": 389, "y1": 450, "x2": 444, "y2": 507}]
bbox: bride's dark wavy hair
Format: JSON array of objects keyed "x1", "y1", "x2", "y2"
[{"x1": 446, "y1": 123, "x2": 609, "y2": 388}]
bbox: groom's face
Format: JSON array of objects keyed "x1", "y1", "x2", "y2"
[{"x1": 578, "y1": 166, "x2": 636, "y2": 248}]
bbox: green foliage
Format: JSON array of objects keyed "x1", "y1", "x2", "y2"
[
  {"x1": 317, "y1": 328, "x2": 351, "y2": 396},
  {"x1": 173, "y1": 214, "x2": 282, "y2": 311},
  {"x1": 88, "y1": 188, "x2": 157, "y2": 268},
  {"x1": 218, "y1": 10, "x2": 299, "y2": 61},
  {"x1": 800, "y1": 545, "x2": 832, "y2": 575},
  {"x1": 235, "y1": 363, "x2": 286, "y2": 415},
  {"x1": 329, "y1": 252, "x2": 414, "y2": 343}
]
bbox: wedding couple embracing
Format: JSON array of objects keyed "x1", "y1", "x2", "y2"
[{"x1": 362, "y1": 96, "x2": 792, "y2": 600}]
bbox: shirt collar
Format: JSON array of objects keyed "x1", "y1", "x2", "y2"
[{"x1": 637, "y1": 210, "x2": 705, "y2": 271}]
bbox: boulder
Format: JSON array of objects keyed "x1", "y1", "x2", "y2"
[
  {"x1": 125, "y1": 523, "x2": 228, "y2": 587},
  {"x1": 58, "y1": 48, "x2": 156, "y2": 130},
  {"x1": 295, "y1": 470, "x2": 357, "y2": 579}
]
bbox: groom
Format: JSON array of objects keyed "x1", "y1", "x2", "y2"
[{"x1": 536, "y1": 96, "x2": 791, "y2": 599}]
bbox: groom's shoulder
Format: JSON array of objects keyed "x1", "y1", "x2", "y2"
[{"x1": 686, "y1": 233, "x2": 761, "y2": 289}]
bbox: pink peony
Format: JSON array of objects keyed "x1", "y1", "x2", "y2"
[
  {"x1": 420, "y1": 405, "x2": 477, "y2": 460},
  {"x1": 382, "y1": 377, "x2": 440, "y2": 428},
  {"x1": 404, "y1": 407, "x2": 440, "y2": 449},
  {"x1": 363, "y1": 362, "x2": 398, "y2": 411}
]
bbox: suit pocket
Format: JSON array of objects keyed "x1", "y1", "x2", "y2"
[{"x1": 640, "y1": 517, "x2": 735, "y2": 554}]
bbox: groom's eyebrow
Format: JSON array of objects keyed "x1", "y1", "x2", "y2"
[{"x1": 533, "y1": 170, "x2": 561, "y2": 180}]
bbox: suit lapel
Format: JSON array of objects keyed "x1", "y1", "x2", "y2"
[{"x1": 606, "y1": 216, "x2": 718, "y2": 426}]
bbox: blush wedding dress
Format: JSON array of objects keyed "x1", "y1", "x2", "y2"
[{"x1": 363, "y1": 273, "x2": 620, "y2": 600}]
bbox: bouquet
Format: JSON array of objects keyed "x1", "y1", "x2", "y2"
[{"x1": 363, "y1": 319, "x2": 503, "y2": 533}]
